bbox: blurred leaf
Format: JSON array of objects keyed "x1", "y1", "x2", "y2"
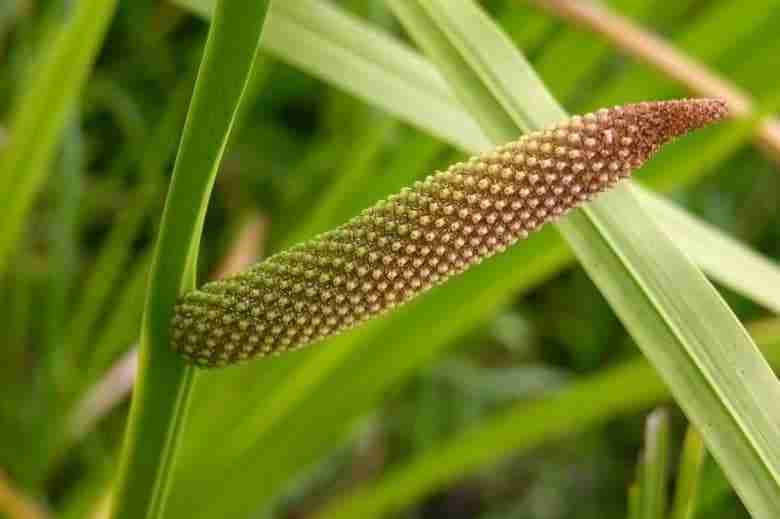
[
  {"x1": 44, "y1": 116, "x2": 83, "y2": 370},
  {"x1": 638, "y1": 189, "x2": 780, "y2": 314},
  {"x1": 489, "y1": 311, "x2": 536, "y2": 354},
  {"x1": 533, "y1": 0, "x2": 656, "y2": 102},
  {"x1": 172, "y1": 0, "x2": 492, "y2": 152},
  {"x1": 84, "y1": 254, "x2": 151, "y2": 386},
  {"x1": 25, "y1": 116, "x2": 87, "y2": 486},
  {"x1": 60, "y1": 458, "x2": 115, "y2": 519},
  {"x1": 283, "y1": 116, "x2": 399, "y2": 245},
  {"x1": 0, "y1": 0, "x2": 119, "y2": 273},
  {"x1": 432, "y1": 360, "x2": 568, "y2": 401},
  {"x1": 319, "y1": 322, "x2": 780, "y2": 518},
  {"x1": 496, "y1": 0, "x2": 555, "y2": 53},
  {"x1": 66, "y1": 85, "x2": 189, "y2": 366},
  {"x1": 64, "y1": 184, "x2": 153, "y2": 360},
  {"x1": 639, "y1": 409, "x2": 670, "y2": 519},
  {"x1": 583, "y1": 0, "x2": 780, "y2": 110},
  {"x1": 671, "y1": 427, "x2": 707, "y2": 519},
  {"x1": 628, "y1": 482, "x2": 641, "y2": 519}
]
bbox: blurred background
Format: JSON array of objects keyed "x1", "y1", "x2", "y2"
[{"x1": 1, "y1": 0, "x2": 779, "y2": 518}]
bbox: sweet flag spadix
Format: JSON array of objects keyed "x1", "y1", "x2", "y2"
[{"x1": 171, "y1": 98, "x2": 728, "y2": 367}]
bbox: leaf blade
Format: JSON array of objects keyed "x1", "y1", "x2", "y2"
[
  {"x1": 0, "y1": 0, "x2": 119, "y2": 273},
  {"x1": 108, "y1": 1, "x2": 271, "y2": 518}
]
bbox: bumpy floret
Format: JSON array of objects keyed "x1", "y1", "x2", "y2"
[{"x1": 171, "y1": 98, "x2": 728, "y2": 367}]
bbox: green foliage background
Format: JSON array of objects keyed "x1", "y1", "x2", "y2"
[{"x1": 1, "y1": 1, "x2": 780, "y2": 518}]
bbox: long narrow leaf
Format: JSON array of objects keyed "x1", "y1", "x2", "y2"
[
  {"x1": 319, "y1": 323, "x2": 780, "y2": 519},
  {"x1": 108, "y1": 2, "x2": 270, "y2": 518},
  {"x1": 671, "y1": 427, "x2": 707, "y2": 519},
  {"x1": 67, "y1": 87, "x2": 189, "y2": 365},
  {"x1": 638, "y1": 190, "x2": 780, "y2": 314},
  {"x1": 174, "y1": 0, "x2": 490, "y2": 152},
  {"x1": 640, "y1": 409, "x2": 671, "y2": 519},
  {"x1": 0, "y1": 0, "x2": 119, "y2": 273}
]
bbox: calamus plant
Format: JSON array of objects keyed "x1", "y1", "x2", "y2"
[{"x1": 171, "y1": 98, "x2": 727, "y2": 367}]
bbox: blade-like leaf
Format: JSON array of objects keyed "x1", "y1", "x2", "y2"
[
  {"x1": 640, "y1": 409, "x2": 671, "y2": 519},
  {"x1": 66, "y1": 87, "x2": 189, "y2": 367},
  {"x1": 671, "y1": 426, "x2": 707, "y2": 519},
  {"x1": 268, "y1": 1, "x2": 490, "y2": 152},
  {"x1": 108, "y1": 1, "x2": 270, "y2": 518},
  {"x1": 175, "y1": 0, "x2": 490, "y2": 152},
  {"x1": 628, "y1": 483, "x2": 641, "y2": 519},
  {"x1": 533, "y1": 0, "x2": 657, "y2": 102},
  {"x1": 318, "y1": 323, "x2": 780, "y2": 519},
  {"x1": 583, "y1": 0, "x2": 780, "y2": 111},
  {"x1": 0, "y1": 0, "x2": 119, "y2": 273},
  {"x1": 637, "y1": 190, "x2": 780, "y2": 314}
]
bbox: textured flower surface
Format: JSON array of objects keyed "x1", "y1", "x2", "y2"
[{"x1": 172, "y1": 98, "x2": 727, "y2": 367}]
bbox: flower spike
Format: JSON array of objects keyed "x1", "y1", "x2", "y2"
[{"x1": 171, "y1": 98, "x2": 727, "y2": 367}]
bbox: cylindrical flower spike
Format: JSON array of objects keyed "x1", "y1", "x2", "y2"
[{"x1": 172, "y1": 98, "x2": 727, "y2": 367}]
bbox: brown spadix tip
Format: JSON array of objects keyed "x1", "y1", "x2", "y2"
[{"x1": 171, "y1": 98, "x2": 727, "y2": 367}]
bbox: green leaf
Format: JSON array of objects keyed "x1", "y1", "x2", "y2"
[
  {"x1": 235, "y1": 0, "x2": 492, "y2": 151},
  {"x1": 44, "y1": 116, "x2": 84, "y2": 381},
  {"x1": 33, "y1": 117, "x2": 86, "y2": 483},
  {"x1": 533, "y1": 0, "x2": 656, "y2": 102},
  {"x1": 671, "y1": 426, "x2": 707, "y2": 519},
  {"x1": 637, "y1": 190, "x2": 780, "y2": 314},
  {"x1": 0, "y1": 0, "x2": 119, "y2": 273},
  {"x1": 640, "y1": 409, "x2": 671, "y2": 519},
  {"x1": 582, "y1": 0, "x2": 780, "y2": 111},
  {"x1": 387, "y1": 1, "x2": 562, "y2": 138},
  {"x1": 65, "y1": 186, "x2": 157, "y2": 362},
  {"x1": 283, "y1": 117, "x2": 399, "y2": 245},
  {"x1": 628, "y1": 482, "x2": 642, "y2": 519},
  {"x1": 83, "y1": 254, "x2": 151, "y2": 387},
  {"x1": 318, "y1": 324, "x2": 780, "y2": 519},
  {"x1": 66, "y1": 84, "x2": 189, "y2": 370},
  {"x1": 108, "y1": 1, "x2": 271, "y2": 518}
]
